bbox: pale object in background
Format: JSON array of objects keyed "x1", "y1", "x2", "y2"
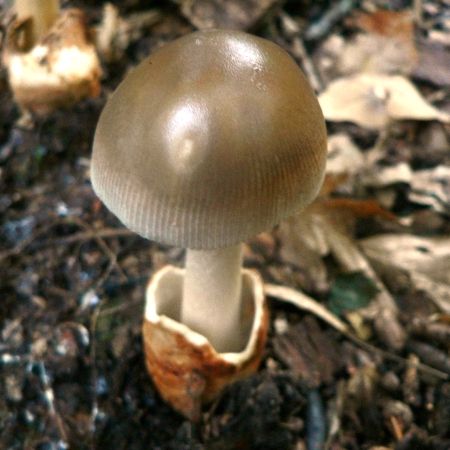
[
  {"x1": 319, "y1": 74, "x2": 450, "y2": 129},
  {"x1": 3, "y1": 8, "x2": 101, "y2": 115}
]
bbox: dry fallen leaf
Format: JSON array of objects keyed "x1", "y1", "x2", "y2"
[
  {"x1": 361, "y1": 162, "x2": 413, "y2": 188},
  {"x1": 360, "y1": 234, "x2": 450, "y2": 286},
  {"x1": 348, "y1": 10, "x2": 416, "y2": 75},
  {"x1": 326, "y1": 134, "x2": 365, "y2": 177},
  {"x1": 319, "y1": 74, "x2": 450, "y2": 129},
  {"x1": 351, "y1": 9, "x2": 413, "y2": 38},
  {"x1": 95, "y1": 4, "x2": 162, "y2": 63},
  {"x1": 177, "y1": 0, "x2": 277, "y2": 30},
  {"x1": 338, "y1": 34, "x2": 417, "y2": 76},
  {"x1": 355, "y1": 221, "x2": 450, "y2": 314},
  {"x1": 408, "y1": 166, "x2": 450, "y2": 214},
  {"x1": 317, "y1": 10, "x2": 417, "y2": 80},
  {"x1": 265, "y1": 284, "x2": 349, "y2": 334},
  {"x1": 413, "y1": 40, "x2": 450, "y2": 87},
  {"x1": 278, "y1": 198, "x2": 406, "y2": 350}
]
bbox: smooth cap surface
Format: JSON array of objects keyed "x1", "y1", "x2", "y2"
[{"x1": 91, "y1": 29, "x2": 327, "y2": 249}]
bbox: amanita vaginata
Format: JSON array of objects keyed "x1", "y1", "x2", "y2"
[{"x1": 91, "y1": 29, "x2": 327, "y2": 420}]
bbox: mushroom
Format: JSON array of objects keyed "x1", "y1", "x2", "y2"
[
  {"x1": 3, "y1": 1, "x2": 101, "y2": 116},
  {"x1": 91, "y1": 29, "x2": 327, "y2": 420}
]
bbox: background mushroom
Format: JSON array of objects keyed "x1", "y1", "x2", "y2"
[{"x1": 91, "y1": 29, "x2": 327, "y2": 419}]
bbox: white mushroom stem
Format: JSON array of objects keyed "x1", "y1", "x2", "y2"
[
  {"x1": 15, "y1": 0, "x2": 59, "y2": 45},
  {"x1": 182, "y1": 244, "x2": 243, "y2": 353}
]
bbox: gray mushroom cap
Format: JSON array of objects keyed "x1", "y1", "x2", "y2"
[{"x1": 91, "y1": 29, "x2": 327, "y2": 250}]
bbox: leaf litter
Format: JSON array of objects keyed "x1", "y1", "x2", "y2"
[{"x1": 1, "y1": 1, "x2": 450, "y2": 449}]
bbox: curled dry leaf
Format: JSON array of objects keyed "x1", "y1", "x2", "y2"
[
  {"x1": 319, "y1": 74, "x2": 450, "y2": 129},
  {"x1": 265, "y1": 283, "x2": 349, "y2": 334}
]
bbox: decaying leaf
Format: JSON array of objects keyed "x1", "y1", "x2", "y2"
[
  {"x1": 351, "y1": 9, "x2": 413, "y2": 38},
  {"x1": 95, "y1": 4, "x2": 162, "y2": 63},
  {"x1": 319, "y1": 74, "x2": 450, "y2": 129},
  {"x1": 414, "y1": 40, "x2": 450, "y2": 87},
  {"x1": 273, "y1": 317, "x2": 344, "y2": 388},
  {"x1": 409, "y1": 272, "x2": 450, "y2": 314},
  {"x1": 326, "y1": 134, "x2": 365, "y2": 177},
  {"x1": 317, "y1": 10, "x2": 417, "y2": 81},
  {"x1": 360, "y1": 234, "x2": 450, "y2": 286},
  {"x1": 277, "y1": 214, "x2": 329, "y2": 292},
  {"x1": 278, "y1": 198, "x2": 406, "y2": 350},
  {"x1": 408, "y1": 166, "x2": 450, "y2": 214},
  {"x1": 328, "y1": 272, "x2": 379, "y2": 317},
  {"x1": 338, "y1": 34, "x2": 417, "y2": 76},
  {"x1": 176, "y1": 0, "x2": 278, "y2": 30},
  {"x1": 361, "y1": 162, "x2": 413, "y2": 188},
  {"x1": 361, "y1": 233, "x2": 450, "y2": 314}
]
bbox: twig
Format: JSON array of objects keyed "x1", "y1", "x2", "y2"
[
  {"x1": 306, "y1": 389, "x2": 326, "y2": 450},
  {"x1": 0, "y1": 217, "x2": 68, "y2": 262},
  {"x1": 48, "y1": 227, "x2": 135, "y2": 246},
  {"x1": 67, "y1": 216, "x2": 127, "y2": 284},
  {"x1": 35, "y1": 361, "x2": 69, "y2": 445},
  {"x1": 345, "y1": 333, "x2": 448, "y2": 380},
  {"x1": 0, "y1": 219, "x2": 134, "y2": 262},
  {"x1": 413, "y1": 0, "x2": 423, "y2": 27},
  {"x1": 88, "y1": 295, "x2": 105, "y2": 449},
  {"x1": 98, "y1": 297, "x2": 142, "y2": 317},
  {"x1": 279, "y1": 12, "x2": 324, "y2": 92},
  {"x1": 292, "y1": 37, "x2": 323, "y2": 93},
  {"x1": 304, "y1": 0, "x2": 356, "y2": 41}
]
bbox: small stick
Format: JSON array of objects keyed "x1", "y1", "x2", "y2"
[
  {"x1": 0, "y1": 224, "x2": 134, "y2": 262},
  {"x1": 304, "y1": 0, "x2": 356, "y2": 41},
  {"x1": 279, "y1": 12, "x2": 324, "y2": 93},
  {"x1": 34, "y1": 361, "x2": 68, "y2": 445},
  {"x1": 413, "y1": 0, "x2": 423, "y2": 27}
]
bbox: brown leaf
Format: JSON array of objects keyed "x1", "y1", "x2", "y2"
[
  {"x1": 317, "y1": 198, "x2": 397, "y2": 222},
  {"x1": 319, "y1": 10, "x2": 417, "y2": 77},
  {"x1": 273, "y1": 318, "x2": 343, "y2": 387},
  {"x1": 352, "y1": 10, "x2": 414, "y2": 39},
  {"x1": 177, "y1": 0, "x2": 278, "y2": 30},
  {"x1": 360, "y1": 234, "x2": 450, "y2": 286},
  {"x1": 319, "y1": 74, "x2": 450, "y2": 129},
  {"x1": 338, "y1": 34, "x2": 417, "y2": 76}
]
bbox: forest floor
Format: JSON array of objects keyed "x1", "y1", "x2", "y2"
[{"x1": 1, "y1": 0, "x2": 449, "y2": 449}]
